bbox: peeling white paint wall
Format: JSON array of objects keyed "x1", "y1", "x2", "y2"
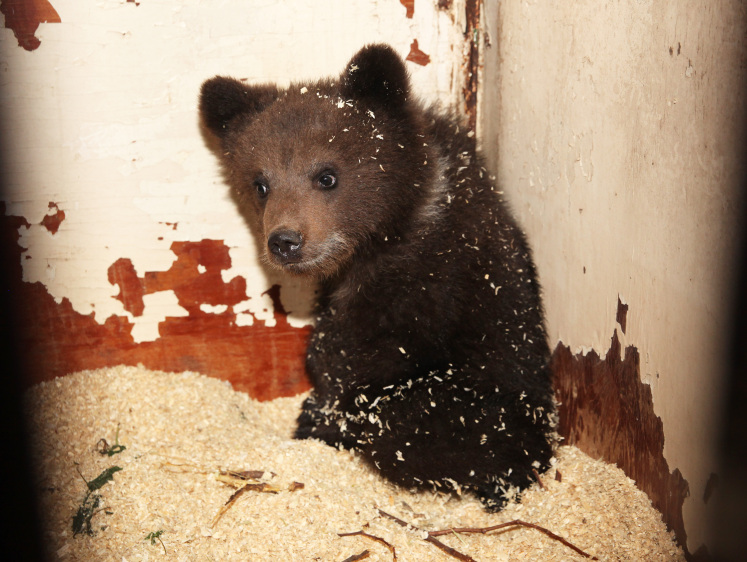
[
  {"x1": 0, "y1": 0, "x2": 467, "y2": 342},
  {"x1": 482, "y1": 0, "x2": 746, "y2": 552}
]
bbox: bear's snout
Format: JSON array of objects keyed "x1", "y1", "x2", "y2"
[{"x1": 268, "y1": 229, "x2": 303, "y2": 264}]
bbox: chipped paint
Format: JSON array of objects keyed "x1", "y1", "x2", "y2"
[
  {"x1": 40, "y1": 201, "x2": 65, "y2": 235},
  {"x1": 3, "y1": 203, "x2": 311, "y2": 399},
  {"x1": 462, "y1": 0, "x2": 481, "y2": 132},
  {"x1": 405, "y1": 39, "x2": 430, "y2": 66},
  {"x1": 0, "y1": 0, "x2": 60, "y2": 51},
  {"x1": 616, "y1": 295, "x2": 629, "y2": 335},
  {"x1": 108, "y1": 240, "x2": 247, "y2": 321},
  {"x1": 553, "y1": 325, "x2": 690, "y2": 552},
  {"x1": 399, "y1": 0, "x2": 414, "y2": 19}
]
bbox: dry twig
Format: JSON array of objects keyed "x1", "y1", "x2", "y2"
[
  {"x1": 430, "y1": 520, "x2": 598, "y2": 560},
  {"x1": 339, "y1": 530, "x2": 397, "y2": 561},
  {"x1": 211, "y1": 483, "x2": 276, "y2": 527},
  {"x1": 159, "y1": 459, "x2": 305, "y2": 527},
  {"x1": 378, "y1": 509, "x2": 475, "y2": 562},
  {"x1": 378, "y1": 508, "x2": 598, "y2": 561},
  {"x1": 211, "y1": 467, "x2": 303, "y2": 527}
]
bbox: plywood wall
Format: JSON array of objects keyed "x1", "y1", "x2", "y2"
[{"x1": 480, "y1": 1, "x2": 746, "y2": 556}]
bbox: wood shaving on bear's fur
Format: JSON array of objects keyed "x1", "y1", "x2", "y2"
[{"x1": 25, "y1": 365, "x2": 685, "y2": 561}]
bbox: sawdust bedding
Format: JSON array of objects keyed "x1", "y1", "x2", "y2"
[{"x1": 24, "y1": 365, "x2": 685, "y2": 562}]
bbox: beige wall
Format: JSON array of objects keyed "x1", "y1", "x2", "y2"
[{"x1": 481, "y1": 0, "x2": 746, "y2": 552}]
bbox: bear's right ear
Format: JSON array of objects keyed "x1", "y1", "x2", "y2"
[
  {"x1": 199, "y1": 76, "x2": 278, "y2": 139},
  {"x1": 340, "y1": 44, "x2": 410, "y2": 114}
]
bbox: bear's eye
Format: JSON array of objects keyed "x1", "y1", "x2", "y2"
[
  {"x1": 317, "y1": 171, "x2": 337, "y2": 190},
  {"x1": 254, "y1": 180, "x2": 269, "y2": 199}
]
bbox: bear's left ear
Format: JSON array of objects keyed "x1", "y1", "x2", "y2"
[
  {"x1": 340, "y1": 44, "x2": 410, "y2": 113},
  {"x1": 199, "y1": 76, "x2": 279, "y2": 139}
]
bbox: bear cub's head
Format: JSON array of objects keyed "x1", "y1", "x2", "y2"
[{"x1": 200, "y1": 45, "x2": 434, "y2": 280}]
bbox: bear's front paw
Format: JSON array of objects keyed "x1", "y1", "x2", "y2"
[
  {"x1": 294, "y1": 415, "x2": 356, "y2": 449},
  {"x1": 473, "y1": 484, "x2": 513, "y2": 512},
  {"x1": 293, "y1": 398, "x2": 360, "y2": 450},
  {"x1": 294, "y1": 408, "x2": 318, "y2": 440}
]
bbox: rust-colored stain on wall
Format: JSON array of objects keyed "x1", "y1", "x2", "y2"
[
  {"x1": 1, "y1": 0, "x2": 61, "y2": 51},
  {"x1": 405, "y1": 39, "x2": 431, "y2": 67},
  {"x1": 399, "y1": 0, "x2": 414, "y2": 19},
  {"x1": 616, "y1": 295, "x2": 629, "y2": 334},
  {"x1": 2, "y1": 205, "x2": 311, "y2": 400},
  {"x1": 552, "y1": 324, "x2": 690, "y2": 554},
  {"x1": 108, "y1": 240, "x2": 248, "y2": 319},
  {"x1": 40, "y1": 201, "x2": 65, "y2": 235}
]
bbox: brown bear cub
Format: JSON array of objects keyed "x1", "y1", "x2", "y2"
[{"x1": 200, "y1": 44, "x2": 556, "y2": 510}]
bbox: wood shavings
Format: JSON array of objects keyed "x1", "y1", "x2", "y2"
[{"x1": 24, "y1": 365, "x2": 685, "y2": 561}]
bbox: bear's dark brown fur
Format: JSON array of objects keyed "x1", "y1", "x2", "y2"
[{"x1": 200, "y1": 44, "x2": 556, "y2": 510}]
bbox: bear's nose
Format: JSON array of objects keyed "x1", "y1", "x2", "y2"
[{"x1": 268, "y1": 229, "x2": 303, "y2": 263}]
